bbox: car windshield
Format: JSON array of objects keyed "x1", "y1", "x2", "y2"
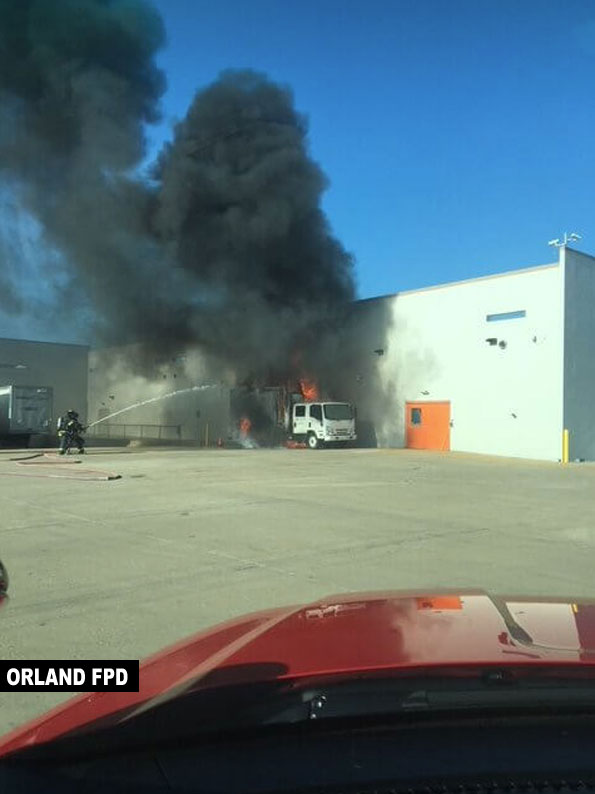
[
  {"x1": 323, "y1": 403, "x2": 353, "y2": 420},
  {"x1": 0, "y1": 0, "x2": 593, "y2": 768}
]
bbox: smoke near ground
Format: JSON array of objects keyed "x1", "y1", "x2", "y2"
[{"x1": 0, "y1": 0, "x2": 356, "y2": 388}]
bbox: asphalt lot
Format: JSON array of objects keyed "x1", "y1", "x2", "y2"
[{"x1": 1, "y1": 445, "x2": 594, "y2": 733}]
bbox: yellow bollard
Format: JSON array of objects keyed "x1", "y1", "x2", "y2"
[{"x1": 562, "y1": 428, "x2": 569, "y2": 464}]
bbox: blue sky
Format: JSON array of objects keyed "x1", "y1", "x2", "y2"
[{"x1": 148, "y1": 0, "x2": 595, "y2": 298}]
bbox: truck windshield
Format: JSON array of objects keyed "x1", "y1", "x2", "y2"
[{"x1": 323, "y1": 403, "x2": 353, "y2": 420}]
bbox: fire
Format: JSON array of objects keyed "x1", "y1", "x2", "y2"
[
  {"x1": 299, "y1": 379, "x2": 319, "y2": 402},
  {"x1": 239, "y1": 417, "x2": 251, "y2": 438}
]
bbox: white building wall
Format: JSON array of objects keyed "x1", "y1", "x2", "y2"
[
  {"x1": 563, "y1": 247, "x2": 595, "y2": 461},
  {"x1": 377, "y1": 263, "x2": 564, "y2": 460}
]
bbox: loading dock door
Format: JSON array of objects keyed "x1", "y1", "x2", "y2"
[{"x1": 405, "y1": 401, "x2": 451, "y2": 451}]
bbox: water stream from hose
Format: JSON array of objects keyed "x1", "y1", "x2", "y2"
[{"x1": 86, "y1": 385, "x2": 215, "y2": 428}]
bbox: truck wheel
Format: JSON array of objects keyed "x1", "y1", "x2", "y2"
[{"x1": 307, "y1": 433, "x2": 320, "y2": 449}]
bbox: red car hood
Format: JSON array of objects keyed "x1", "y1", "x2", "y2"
[{"x1": 1, "y1": 588, "x2": 595, "y2": 756}]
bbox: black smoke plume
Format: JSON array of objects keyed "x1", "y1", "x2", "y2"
[
  {"x1": 152, "y1": 69, "x2": 356, "y2": 380},
  {"x1": 0, "y1": 0, "x2": 356, "y2": 387},
  {"x1": 0, "y1": 0, "x2": 168, "y2": 346}
]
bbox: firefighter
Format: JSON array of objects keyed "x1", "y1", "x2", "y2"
[{"x1": 57, "y1": 409, "x2": 86, "y2": 455}]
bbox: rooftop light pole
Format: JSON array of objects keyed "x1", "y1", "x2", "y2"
[{"x1": 548, "y1": 232, "x2": 582, "y2": 248}]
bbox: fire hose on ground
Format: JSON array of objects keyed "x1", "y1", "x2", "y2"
[{"x1": 1, "y1": 453, "x2": 121, "y2": 481}]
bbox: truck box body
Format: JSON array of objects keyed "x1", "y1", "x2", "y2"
[
  {"x1": 229, "y1": 386, "x2": 292, "y2": 446},
  {"x1": 0, "y1": 385, "x2": 53, "y2": 437}
]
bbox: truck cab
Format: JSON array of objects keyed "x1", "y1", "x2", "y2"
[{"x1": 292, "y1": 401, "x2": 357, "y2": 449}]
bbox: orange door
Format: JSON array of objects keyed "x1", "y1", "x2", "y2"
[{"x1": 405, "y1": 401, "x2": 451, "y2": 451}]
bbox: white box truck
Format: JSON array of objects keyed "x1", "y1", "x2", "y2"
[
  {"x1": 0, "y1": 385, "x2": 53, "y2": 446},
  {"x1": 230, "y1": 386, "x2": 356, "y2": 448}
]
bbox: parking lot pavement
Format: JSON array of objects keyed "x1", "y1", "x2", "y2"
[{"x1": 1, "y1": 445, "x2": 594, "y2": 732}]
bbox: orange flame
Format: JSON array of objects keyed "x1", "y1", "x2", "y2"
[
  {"x1": 299, "y1": 379, "x2": 319, "y2": 402},
  {"x1": 239, "y1": 417, "x2": 252, "y2": 437}
]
